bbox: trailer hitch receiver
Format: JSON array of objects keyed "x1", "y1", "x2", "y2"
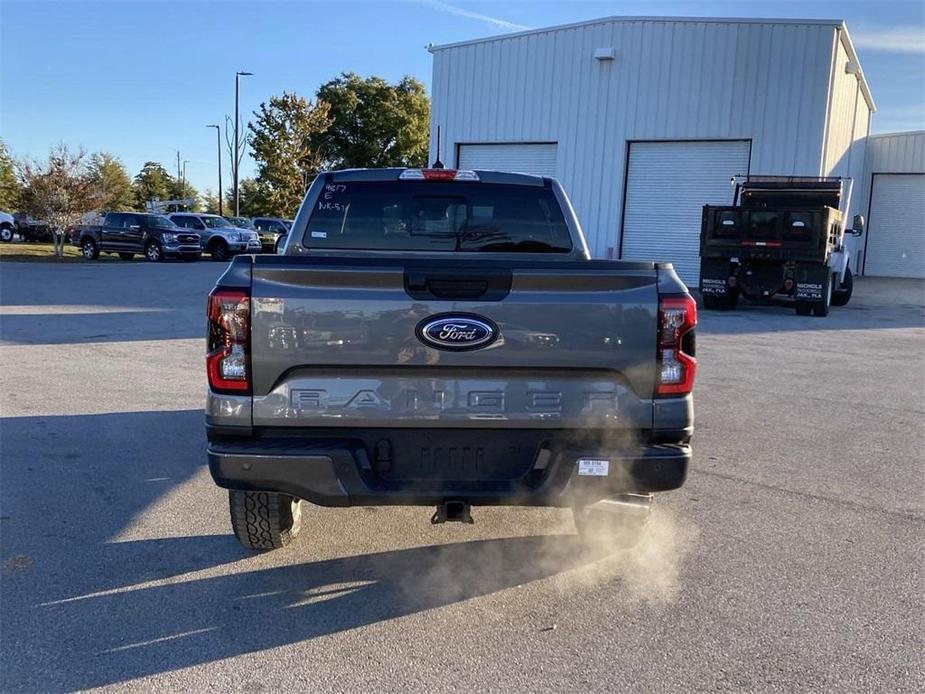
[{"x1": 431, "y1": 500, "x2": 473, "y2": 524}]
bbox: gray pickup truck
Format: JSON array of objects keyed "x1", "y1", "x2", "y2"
[{"x1": 206, "y1": 168, "x2": 697, "y2": 550}]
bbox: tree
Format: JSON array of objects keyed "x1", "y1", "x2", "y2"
[
  {"x1": 225, "y1": 113, "x2": 252, "y2": 214},
  {"x1": 313, "y1": 73, "x2": 430, "y2": 169},
  {"x1": 87, "y1": 153, "x2": 135, "y2": 211},
  {"x1": 0, "y1": 139, "x2": 22, "y2": 211},
  {"x1": 167, "y1": 177, "x2": 200, "y2": 212},
  {"x1": 18, "y1": 144, "x2": 102, "y2": 255},
  {"x1": 133, "y1": 162, "x2": 172, "y2": 210},
  {"x1": 202, "y1": 189, "x2": 221, "y2": 215},
  {"x1": 248, "y1": 92, "x2": 331, "y2": 217},
  {"x1": 225, "y1": 178, "x2": 266, "y2": 218}
]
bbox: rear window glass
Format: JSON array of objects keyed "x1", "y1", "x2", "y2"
[
  {"x1": 303, "y1": 180, "x2": 572, "y2": 252},
  {"x1": 713, "y1": 210, "x2": 739, "y2": 238},
  {"x1": 748, "y1": 210, "x2": 779, "y2": 239}
]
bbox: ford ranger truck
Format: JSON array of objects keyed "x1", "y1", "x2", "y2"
[{"x1": 206, "y1": 168, "x2": 696, "y2": 550}]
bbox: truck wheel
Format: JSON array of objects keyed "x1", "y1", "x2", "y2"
[
  {"x1": 118, "y1": 253, "x2": 134, "y2": 261},
  {"x1": 209, "y1": 240, "x2": 230, "y2": 262},
  {"x1": 702, "y1": 295, "x2": 723, "y2": 310},
  {"x1": 145, "y1": 241, "x2": 163, "y2": 262},
  {"x1": 0, "y1": 224, "x2": 13, "y2": 242},
  {"x1": 229, "y1": 490, "x2": 302, "y2": 551},
  {"x1": 812, "y1": 275, "x2": 832, "y2": 317},
  {"x1": 81, "y1": 239, "x2": 100, "y2": 260},
  {"x1": 572, "y1": 504, "x2": 649, "y2": 549},
  {"x1": 831, "y1": 267, "x2": 853, "y2": 307}
]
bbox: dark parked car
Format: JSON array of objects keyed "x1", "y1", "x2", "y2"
[
  {"x1": 252, "y1": 217, "x2": 291, "y2": 252},
  {"x1": 73, "y1": 212, "x2": 201, "y2": 261},
  {"x1": 12, "y1": 213, "x2": 53, "y2": 242}
]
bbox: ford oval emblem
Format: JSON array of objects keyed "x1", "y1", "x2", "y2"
[{"x1": 417, "y1": 314, "x2": 499, "y2": 351}]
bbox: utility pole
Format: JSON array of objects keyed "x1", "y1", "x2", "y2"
[
  {"x1": 233, "y1": 70, "x2": 253, "y2": 216},
  {"x1": 207, "y1": 125, "x2": 223, "y2": 216},
  {"x1": 176, "y1": 151, "x2": 182, "y2": 212}
]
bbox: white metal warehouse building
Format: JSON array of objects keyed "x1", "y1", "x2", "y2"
[{"x1": 428, "y1": 16, "x2": 925, "y2": 281}]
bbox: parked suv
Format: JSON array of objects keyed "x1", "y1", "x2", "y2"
[
  {"x1": 73, "y1": 212, "x2": 201, "y2": 261},
  {"x1": 252, "y1": 217, "x2": 291, "y2": 253},
  {"x1": 169, "y1": 213, "x2": 261, "y2": 261}
]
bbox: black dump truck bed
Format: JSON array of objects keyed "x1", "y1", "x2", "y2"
[{"x1": 699, "y1": 176, "x2": 861, "y2": 317}]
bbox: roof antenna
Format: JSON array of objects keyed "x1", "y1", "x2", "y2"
[{"x1": 431, "y1": 126, "x2": 445, "y2": 169}]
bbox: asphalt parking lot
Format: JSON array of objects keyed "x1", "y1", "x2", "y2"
[{"x1": 1, "y1": 260, "x2": 923, "y2": 692}]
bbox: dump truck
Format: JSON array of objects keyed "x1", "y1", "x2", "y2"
[{"x1": 699, "y1": 176, "x2": 864, "y2": 316}]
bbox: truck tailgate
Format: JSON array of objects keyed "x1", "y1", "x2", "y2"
[{"x1": 247, "y1": 256, "x2": 658, "y2": 430}]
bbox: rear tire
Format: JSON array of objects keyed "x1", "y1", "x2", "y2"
[
  {"x1": 229, "y1": 490, "x2": 302, "y2": 551},
  {"x1": 209, "y1": 240, "x2": 230, "y2": 262},
  {"x1": 0, "y1": 224, "x2": 13, "y2": 242},
  {"x1": 812, "y1": 274, "x2": 832, "y2": 317},
  {"x1": 703, "y1": 290, "x2": 738, "y2": 311},
  {"x1": 81, "y1": 239, "x2": 100, "y2": 260},
  {"x1": 831, "y1": 267, "x2": 853, "y2": 307},
  {"x1": 118, "y1": 252, "x2": 134, "y2": 261}
]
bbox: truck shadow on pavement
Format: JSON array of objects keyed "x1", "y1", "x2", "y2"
[
  {"x1": 24, "y1": 534, "x2": 595, "y2": 691},
  {"x1": 0, "y1": 409, "x2": 603, "y2": 691},
  {"x1": 696, "y1": 278, "x2": 925, "y2": 334}
]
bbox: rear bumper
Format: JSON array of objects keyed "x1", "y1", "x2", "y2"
[{"x1": 207, "y1": 430, "x2": 690, "y2": 507}]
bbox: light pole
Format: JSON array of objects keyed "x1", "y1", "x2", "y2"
[
  {"x1": 234, "y1": 70, "x2": 253, "y2": 216},
  {"x1": 182, "y1": 160, "x2": 190, "y2": 210},
  {"x1": 206, "y1": 124, "x2": 222, "y2": 216}
]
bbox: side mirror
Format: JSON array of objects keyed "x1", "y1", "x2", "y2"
[
  {"x1": 276, "y1": 234, "x2": 288, "y2": 254},
  {"x1": 850, "y1": 214, "x2": 865, "y2": 237}
]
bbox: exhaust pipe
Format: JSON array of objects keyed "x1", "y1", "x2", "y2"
[{"x1": 431, "y1": 500, "x2": 473, "y2": 524}]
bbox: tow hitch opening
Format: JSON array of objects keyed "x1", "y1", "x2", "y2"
[{"x1": 431, "y1": 500, "x2": 473, "y2": 524}]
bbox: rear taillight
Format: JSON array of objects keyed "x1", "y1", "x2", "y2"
[
  {"x1": 656, "y1": 295, "x2": 697, "y2": 396},
  {"x1": 207, "y1": 287, "x2": 250, "y2": 393}
]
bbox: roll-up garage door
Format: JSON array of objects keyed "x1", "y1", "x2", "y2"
[
  {"x1": 864, "y1": 174, "x2": 925, "y2": 278},
  {"x1": 621, "y1": 140, "x2": 751, "y2": 285},
  {"x1": 457, "y1": 143, "x2": 557, "y2": 177}
]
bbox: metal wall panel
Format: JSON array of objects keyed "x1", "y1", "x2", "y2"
[
  {"x1": 430, "y1": 18, "x2": 845, "y2": 257},
  {"x1": 866, "y1": 131, "x2": 925, "y2": 173},
  {"x1": 856, "y1": 131, "x2": 925, "y2": 273},
  {"x1": 457, "y1": 143, "x2": 557, "y2": 176},
  {"x1": 864, "y1": 174, "x2": 925, "y2": 278},
  {"x1": 621, "y1": 140, "x2": 751, "y2": 285},
  {"x1": 822, "y1": 33, "x2": 872, "y2": 266}
]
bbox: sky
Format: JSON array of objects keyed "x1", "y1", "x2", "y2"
[{"x1": 2, "y1": 0, "x2": 923, "y2": 195}]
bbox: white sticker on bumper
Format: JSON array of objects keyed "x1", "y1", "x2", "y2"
[{"x1": 578, "y1": 459, "x2": 609, "y2": 476}]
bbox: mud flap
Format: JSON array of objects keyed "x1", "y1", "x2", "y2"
[
  {"x1": 794, "y1": 263, "x2": 829, "y2": 302},
  {"x1": 699, "y1": 258, "x2": 732, "y2": 297}
]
